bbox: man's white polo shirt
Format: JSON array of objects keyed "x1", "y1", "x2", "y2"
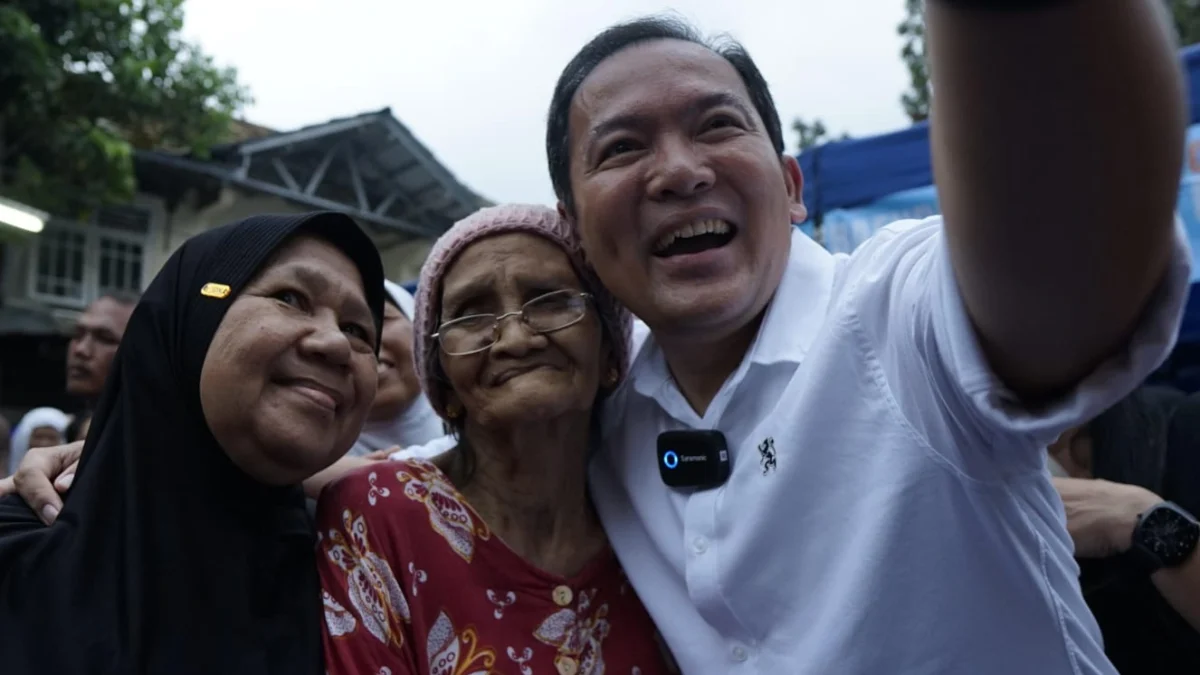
[{"x1": 591, "y1": 219, "x2": 1191, "y2": 674}]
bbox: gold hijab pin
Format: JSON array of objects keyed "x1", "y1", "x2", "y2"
[{"x1": 200, "y1": 282, "x2": 231, "y2": 299}]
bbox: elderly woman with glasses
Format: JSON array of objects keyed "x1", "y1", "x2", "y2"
[{"x1": 316, "y1": 204, "x2": 674, "y2": 675}]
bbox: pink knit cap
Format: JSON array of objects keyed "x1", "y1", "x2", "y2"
[{"x1": 413, "y1": 204, "x2": 633, "y2": 420}]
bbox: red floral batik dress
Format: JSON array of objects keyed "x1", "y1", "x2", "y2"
[{"x1": 316, "y1": 458, "x2": 676, "y2": 675}]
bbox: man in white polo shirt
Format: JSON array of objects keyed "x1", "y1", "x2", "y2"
[{"x1": 544, "y1": 1, "x2": 1191, "y2": 673}]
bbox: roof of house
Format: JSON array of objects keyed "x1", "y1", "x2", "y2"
[
  {"x1": 136, "y1": 108, "x2": 490, "y2": 238},
  {"x1": 222, "y1": 118, "x2": 278, "y2": 143}
]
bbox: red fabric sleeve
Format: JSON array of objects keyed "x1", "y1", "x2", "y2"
[{"x1": 315, "y1": 467, "x2": 419, "y2": 675}]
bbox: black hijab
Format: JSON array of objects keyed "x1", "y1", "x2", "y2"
[{"x1": 0, "y1": 212, "x2": 385, "y2": 674}]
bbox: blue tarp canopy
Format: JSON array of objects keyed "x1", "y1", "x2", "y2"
[
  {"x1": 798, "y1": 122, "x2": 931, "y2": 221},
  {"x1": 797, "y1": 43, "x2": 1200, "y2": 354},
  {"x1": 798, "y1": 43, "x2": 1200, "y2": 220}
]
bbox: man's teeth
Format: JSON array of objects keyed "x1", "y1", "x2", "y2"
[{"x1": 654, "y1": 219, "x2": 731, "y2": 252}]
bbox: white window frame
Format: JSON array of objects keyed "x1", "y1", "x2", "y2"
[{"x1": 27, "y1": 211, "x2": 150, "y2": 310}]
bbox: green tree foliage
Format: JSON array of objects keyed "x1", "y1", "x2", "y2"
[
  {"x1": 1168, "y1": 0, "x2": 1200, "y2": 45},
  {"x1": 898, "y1": 0, "x2": 1200, "y2": 125},
  {"x1": 0, "y1": 0, "x2": 250, "y2": 215},
  {"x1": 897, "y1": 0, "x2": 929, "y2": 124},
  {"x1": 793, "y1": 117, "x2": 851, "y2": 153}
]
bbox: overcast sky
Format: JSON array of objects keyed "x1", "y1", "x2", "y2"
[{"x1": 183, "y1": 0, "x2": 913, "y2": 205}]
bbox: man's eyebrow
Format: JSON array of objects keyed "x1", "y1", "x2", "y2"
[
  {"x1": 588, "y1": 91, "x2": 757, "y2": 142},
  {"x1": 589, "y1": 111, "x2": 653, "y2": 142},
  {"x1": 691, "y1": 92, "x2": 757, "y2": 127}
]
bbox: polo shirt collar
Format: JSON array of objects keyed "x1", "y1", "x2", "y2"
[{"x1": 629, "y1": 226, "x2": 838, "y2": 399}]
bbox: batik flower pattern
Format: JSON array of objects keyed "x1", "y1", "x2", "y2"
[
  {"x1": 324, "y1": 508, "x2": 410, "y2": 649},
  {"x1": 426, "y1": 610, "x2": 498, "y2": 675},
  {"x1": 534, "y1": 589, "x2": 612, "y2": 675},
  {"x1": 323, "y1": 589, "x2": 357, "y2": 638},
  {"x1": 396, "y1": 460, "x2": 491, "y2": 562}
]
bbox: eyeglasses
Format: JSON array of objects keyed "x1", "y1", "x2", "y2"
[{"x1": 434, "y1": 289, "x2": 593, "y2": 356}]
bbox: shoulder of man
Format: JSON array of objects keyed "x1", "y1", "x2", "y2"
[{"x1": 843, "y1": 216, "x2": 945, "y2": 269}]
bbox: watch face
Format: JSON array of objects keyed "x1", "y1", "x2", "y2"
[{"x1": 1138, "y1": 505, "x2": 1200, "y2": 566}]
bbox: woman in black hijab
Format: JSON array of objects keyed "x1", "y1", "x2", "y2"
[{"x1": 0, "y1": 212, "x2": 385, "y2": 674}]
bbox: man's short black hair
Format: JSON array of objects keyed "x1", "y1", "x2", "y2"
[{"x1": 546, "y1": 15, "x2": 787, "y2": 215}]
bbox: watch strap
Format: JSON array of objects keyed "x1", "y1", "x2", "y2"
[
  {"x1": 1124, "y1": 541, "x2": 1165, "y2": 576},
  {"x1": 1131, "y1": 501, "x2": 1200, "y2": 572}
]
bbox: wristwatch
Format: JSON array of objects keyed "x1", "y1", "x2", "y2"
[{"x1": 1128, "y1": 501, "x2": 1200, "y2": 574}]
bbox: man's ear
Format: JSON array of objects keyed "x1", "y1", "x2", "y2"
[{"x1": 781, "y1": 155, "x2": 808, "y2": 224}]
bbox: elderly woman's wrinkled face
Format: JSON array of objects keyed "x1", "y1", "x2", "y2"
[
  {"x1": 29, "y1": 426, "x2": 64, "y2": 450},
  {"x1": 437, "y1": 233, "x2": 610, "y2": 429},
  {"x1": 199, "y1": 234, "x2": 379, "y2": 485},
  {"x1": 370, "y1": 301, "x2": 421, "y2": 422}
]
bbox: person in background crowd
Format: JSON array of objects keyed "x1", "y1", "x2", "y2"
[
  {"x1": 300, "y1": 279, "x2": 452, "y2": 509},
  {"x1": 539, "y1": 3, "x2": 1186, "y2": 673},
  {"x1": 6, "y1": 407, "x2": 69, "y2": 475},
  {"x1": 65, "y1": 412, "x2": 92, "y2": 444},
  {"x1": 0, "y1": 211, "x2": 385, "y2": 675},
  {"x1": 346, "y1": 280, "x2": 445, "y2": 456},
  {"x1": 66, "y1": 293, "x2": 136, "y2": 403},
  {"x1": 1050, "y1": 387, "x2": 1200, "y2": 673},
  {"x1": 318, "y1": 204, "x2": 671, "y2": 674}
]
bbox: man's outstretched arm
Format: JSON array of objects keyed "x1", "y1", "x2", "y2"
[{"x1": 928, "y1": 0, "x2": 1187, "y2": 398}]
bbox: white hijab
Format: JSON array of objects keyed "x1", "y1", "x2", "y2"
[
  {"x1": 8, "y1": 406, "x2": 70, "y2": 474},
  {"x1": 348, "y1": 281, "x2": 448, "y2": 456}
]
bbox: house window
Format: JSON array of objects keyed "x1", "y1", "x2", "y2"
[
  {"x1": 28, "y1": 205, "x2": 151, "y2": 308},
  {"x1": 98, "y1": 238, "x2": 143, "y2": 295},
  {"x1": 34, "y1": 229, "x2": 87, "y2": 302}
]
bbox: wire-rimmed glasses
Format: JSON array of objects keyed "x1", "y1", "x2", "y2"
[{"x1": 434, "y1": 289, "x2": 593, "y2": 356}]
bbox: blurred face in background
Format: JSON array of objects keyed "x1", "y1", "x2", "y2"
[
  {"x1": 370, "y1": 300, "x2": 422, "y2": 422},
  {"x1": 67, "y1": 297, "x2": 134, "y2": 398},
  {"x1": 28, "y1": 425, "x2": 64, "y2": 450}
]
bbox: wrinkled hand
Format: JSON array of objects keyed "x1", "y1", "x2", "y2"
[
  {"x1": 0, "y1": 442, "x2": 84, "y2": 525},
  {"x1": 1054, "y1": 477, "x2": 1161, "y2": 559}
]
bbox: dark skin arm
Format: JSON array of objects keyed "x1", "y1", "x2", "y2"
[
  {"x1": 928, "y1": 0, "x2": 1186, "y2": 398},
  {"x1": 0, "y1": 443, "x2": 398, "y2": 519}
]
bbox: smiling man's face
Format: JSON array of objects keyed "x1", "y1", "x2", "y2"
[{"x1": 562, "y1": 38, "x2": 805, "y2": 342}]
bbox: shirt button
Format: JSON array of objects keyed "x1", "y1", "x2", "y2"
[
  {"x1": 552, "y1": 585, "x2": 573, "y2": 607},
  {"x1": 556, "y1": 656, "x2": 579, "y2": 675},
  {"x1": 692, "y1": 536, "x2": 709, "y2": 555},
  {"x1": 731, "y1": 645, "x2": 748, "y2": 662}
]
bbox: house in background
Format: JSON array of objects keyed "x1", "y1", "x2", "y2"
[{"x1": 0, "y1": 107, "x2": 488, "y2": 415}]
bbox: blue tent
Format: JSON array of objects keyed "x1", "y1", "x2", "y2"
[
  {"x1": 798, "y1": 43, "x2": 1200, "y2": 220},
  {"x1": 797, "y1": 43, "x2": 1200, "y2": 351},
  {"x1": 798, "y1": 122, "x2": 931, "y2": 221}
]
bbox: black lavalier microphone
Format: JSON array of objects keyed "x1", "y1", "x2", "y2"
[{"x1": 657, "y1": 430, "x2": 731, "y2": 489}]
